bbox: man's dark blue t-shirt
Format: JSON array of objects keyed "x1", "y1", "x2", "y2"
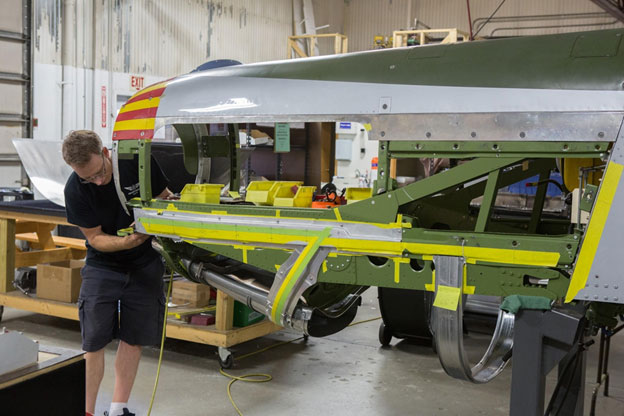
[{"x1": 64, "y1": 154, "x2": 168, "y2": 272}]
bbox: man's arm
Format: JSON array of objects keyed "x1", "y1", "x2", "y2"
[{"x1": 80, "y1": 225, "x2": 150, "y2": 253}]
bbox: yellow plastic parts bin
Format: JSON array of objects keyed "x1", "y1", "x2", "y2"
[
  {"x1": 274, "y1": 185, "x2": 316, "y2": 207},
  {"x1": 246, "y1": 181, "x2": 302, "y2": 205},
  {"x1": 179, "y1": 183, "x2": 224, "y2": 204},
  {"x1": 345, "y1": 187, "x2": 373, "y2": 204},
  {"x1": 245, "y1": 181, "x2": 276, "y2": 205}
]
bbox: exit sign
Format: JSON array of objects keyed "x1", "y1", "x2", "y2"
[{"x1": 131, "y1": 75, "x2": 144, "y2": 90}]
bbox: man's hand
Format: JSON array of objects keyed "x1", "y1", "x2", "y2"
[
  {"x1": 123, "y1": 231, "x2": 150, "y2": 249},
  {"x1": 79, "y1": 225, "x2": 152, "y2": 252}
]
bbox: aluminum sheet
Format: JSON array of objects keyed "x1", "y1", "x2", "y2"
[{"x1": 13, "y1": 139, "x2": 73, "y2": 207}]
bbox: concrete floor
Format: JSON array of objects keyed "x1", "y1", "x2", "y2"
[{"x1": 2, "y1": 290, "x2": 623, "y2": 416}]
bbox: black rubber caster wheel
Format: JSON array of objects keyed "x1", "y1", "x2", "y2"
[
  {"x1": 378, "y1": 322, "x2": 393, "y2": 346},
  {"x1": 303, "y1": 334, "x2": 309, "y2": 342},
  {"x1": 219, "y1": 353, "x2": 233, "y2": 369}
]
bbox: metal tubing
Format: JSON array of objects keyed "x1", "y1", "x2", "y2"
[
  {"x1": 473, "y1": 12, "x2": 612, "y2": 33},
  {"x1": 182, "y1": 259, "x2": 269, "y2": 315},
  {"x1": 0, "y1": 72, "x2": 27, "y2": 83},
  {"x1": 0, "y1": 30, "x2": 26, "y2": 42},
  {"x1": 490, "y1": 21, "x2": 618, "y2": 37}
]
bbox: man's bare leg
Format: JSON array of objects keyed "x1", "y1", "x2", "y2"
[
  {"x1": 112, "y1": 340, "x2": 142, "y2": 403},
  {"x1": 86, "y1": 349, "x2": 105, "y2": 414}
]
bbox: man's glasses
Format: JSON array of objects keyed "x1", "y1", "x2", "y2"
[{"x1": 80, "y1": 153, "x2": 107, "y2": 184}]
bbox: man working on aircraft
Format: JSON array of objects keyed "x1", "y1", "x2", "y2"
[{"x1": 62, "y1": 130, "x2": 172, "y2": 416}]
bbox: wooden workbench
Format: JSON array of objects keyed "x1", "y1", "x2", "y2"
[
  {"x1": 0, "y1": 201, "x2": 87, "y2": 293},
  {"x1": 0, "y1": 201, "x2": 281, "y2": 361}
]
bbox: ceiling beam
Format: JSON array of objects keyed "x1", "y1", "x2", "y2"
[{"x1": 590, "y1": 0, "x2": 624, "y2": 23}]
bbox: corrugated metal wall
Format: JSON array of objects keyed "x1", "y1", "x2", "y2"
[
  {"x1": 318, "y1": 0, "x2": 624, "y2": 53},
  {"x1": 344, "y1": 0, "x2": 413, "y2": 52},
  {"x1": 31, "y1": 0, "x2": 293, "y2": 145},
  {"x1": 411, "y1": 0, "x2": 622, "y2": 39},
  {"x1": 36, "y1": 0, "x2": 293, "y2": 76},
  {"x1": 311, "y1": 0, "x2": 345, "y2": 55}
]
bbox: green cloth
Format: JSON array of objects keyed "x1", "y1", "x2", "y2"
[{"x1": 500, "y1": 295, "x2": 552, "y2": 314}]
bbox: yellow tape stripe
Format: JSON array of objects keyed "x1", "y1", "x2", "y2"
[
  {"x1": 141, "y1": 221, "x2": 559, "y2": 268},
  {"x1": 271, "y1": 234, "x2": 324, "y2": 321},
  {"x1": 566, "y1": 161, "x2": 624, "y2": 302},
  {"x1": 233, "y1": 245, "x2": 249, "y2": 263},
  {"x1": 425, "y1": 269, "x2": 435, "y2": 292},
  {"x1": 137, "y1": 81, "x2": 168, "y2": 95},
  {"x1": 392, "y1": 258, "x2": 410, "y2": 283},
  {"x1": 463, "y1": 263, "x2": 475, "y2": 294},
  {"x1": 272, "y1": 246, "x2": 312, "y2": 320},
  {"x1": 119, "y1": 97, "x2": 161, "y2": 113},
  {"x1": 333, "y1": 208, "x2": 342, "y2": 221},
  {"x1": 113, "y1": 118, "x2": 156, "y2": 132}
]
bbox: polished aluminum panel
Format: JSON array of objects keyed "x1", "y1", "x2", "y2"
[
  {"x1": 574, "y1": 133, "x2": 624, "y2": 304},
  {"x1": 157, "y1": 73, "x2": 624, "y2": 120},
  {"x1": 155, "y1": 74, "x2": 624, "y2": 142},
  {"x1": 133, "y1": 208, "x2": 403, "y2": 242},
  {"x1": 431, "y1": 255, "x2": 514, "y2": 383},
  {"x1": 13, "y1": 139, "x2": 73, "y2": 206},
  {"x1": 365, "y1": 112, "x2": 623, "y2": 142}
]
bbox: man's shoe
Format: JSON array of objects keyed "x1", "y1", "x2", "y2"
[{"x1": 103, "y1": 409, "x2": 135, "y2": 416}]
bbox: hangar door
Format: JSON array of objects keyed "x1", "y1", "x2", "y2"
[{"x1": 0, "y1": 0, "x2": 31, "y2": 187}]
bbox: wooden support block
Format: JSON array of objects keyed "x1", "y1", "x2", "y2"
[
  {"x1": 215, "y1": 291, "x2": 234, "y2": 331},
  {"x1": 0, "y1": 218, "x2": 15, "y2": 293},
  {"x1": 15, "y1": 221, "x2": 40, "y2": 234},
  {"x1": 171, "y1": 280, "x2": 212, "y2": 307},
  {"x1": 35, "y1": 223, "x2": 57, "y2": 250},
  {"x1": 15, "y1": 247, "x2": 72, "y2": 268},
  {"x1": 15, "y1": 233, "x2": 87, "y2": 251}
]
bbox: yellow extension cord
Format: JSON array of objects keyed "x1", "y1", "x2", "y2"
[
  {"x1": 147, "y1": 272, "x2": 174, "y2": 416},
  {"x1": 146, "y1": 273, "x2": 381, "y2": 416},
  {"x1": 221, "y1": 315, "x2": 382, "y2": 415}
]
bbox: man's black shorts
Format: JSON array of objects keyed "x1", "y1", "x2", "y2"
[{"x1": 78, "y1": 257, "x2": 165, "y2": 352}]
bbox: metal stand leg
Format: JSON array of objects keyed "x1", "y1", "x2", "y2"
[
  {"x1": 510, "y1": 309, "x2": 585, "y2": 416},
  {"x1": 590, "y1": 323, "x2": 624, "y2": 415},
  {"x1": 603, "y1": 334, "x2": 611, "y2": 397}
]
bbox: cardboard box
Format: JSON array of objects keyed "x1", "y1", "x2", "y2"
[
  {"x1": 36, "y1": 260, "x2": 84, "y2": 303},
  {"x1": 171, "y1": 280, "x2": 213, "y2": 307}
]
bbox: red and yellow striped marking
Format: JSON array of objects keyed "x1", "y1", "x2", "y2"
[{"x1": 112, "y1": 79, "x2": 172, "y2": 141}]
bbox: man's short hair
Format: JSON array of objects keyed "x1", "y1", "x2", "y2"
[{"x1": 62, "y1": 130, "x2": 103, "y2": 167}]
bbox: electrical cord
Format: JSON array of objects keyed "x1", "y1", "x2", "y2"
[
  {"x1": 147, "y1": 271, "x2": 174, "y2": 416},
  {"x1": 543, "y1": 334, "x2": 593, "y2": 416},
  {"x1": 221, "y1": 316, "x2": 382, "y2": 415}
]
